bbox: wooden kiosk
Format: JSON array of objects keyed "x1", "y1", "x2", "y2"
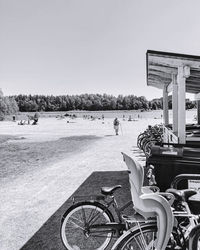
[
  {"x1": 146, "y1": 51, "x2": 200, "y2": 211},
  {"x1": 146, "y1": 50, "x2": 200, "y2": 145}
]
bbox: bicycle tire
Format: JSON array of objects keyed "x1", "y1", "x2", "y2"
[
  {"x1": 138, "y1": 136, "x2": 148, "y2": 151},
  {"x1": 112, "y1": 222, "x2": 186, "y2": 250},
  {"x1": 189, "y1": 224, "x2": 200, "y2": 250},
  {"x1": 112, "y1": 223, "x2": 158, "y2": 250},
  {"x1": 137, "y1": 133, "x2": 146, "y2": 149},
  {"x1": 61, "y1": 201, "x2": 115, "y2": 250}
]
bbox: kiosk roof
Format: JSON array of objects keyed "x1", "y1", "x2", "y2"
[{"x1": 146, "y1": 50, "x2": 200, "y2": 94}]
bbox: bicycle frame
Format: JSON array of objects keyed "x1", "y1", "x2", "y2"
[{"x1": 72, "y1": 194, "x2": 134, "y2": 237}]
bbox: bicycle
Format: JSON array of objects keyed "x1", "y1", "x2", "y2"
[
  {"x1": 137, "y1": 124, "x2": 163, "y2": 157},
  {"x1": 61, "y1": 153, "x2": 200, "y2": 250},
  {"x1": 111, "y1": 165, "x2": 200, "y2": 249},
  {"x1": 60, "y1": 184, "x2": 135, "y2": 250},
  {"x1": 60, "y1": 150, "x2": 166, "y2": 250},
  {"x1": 111, "y1": 190, "x2": 200, "y2": 249}
]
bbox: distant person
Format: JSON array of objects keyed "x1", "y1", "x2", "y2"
[
  {"x1": 128, "y1": 115, "x2": 132, "y2": 121},
  {"x1": 113, "y1": 117, "x2": 120, "y2": 135},
  {"x1": 27, "y1": 115, "x2": 30, "y2": 125},
  {"x1": 13, "y1": 115, "x2": 16, "y2": 122},
  {"x1": 102, "y1": 114, "x2": 104, "y2": 120},
  {"x1": 32, "y1": 112, "x2": 39, "y2": 125}
]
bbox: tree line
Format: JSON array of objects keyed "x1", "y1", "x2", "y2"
[{"x1": 10, "y1": 94, "x2": 196, "y2": 112}]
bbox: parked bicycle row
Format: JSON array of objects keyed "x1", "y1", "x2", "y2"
[
  {"x1": 60, "y1": 152, "x2": 200, "y2": 250},
  {"x1": 137, "y1": 124, "x2": 163, "y2": 157}
]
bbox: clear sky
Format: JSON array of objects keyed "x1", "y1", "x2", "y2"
[{"x1": 0, "y1": 0, "x2": 200, "y2": 100}]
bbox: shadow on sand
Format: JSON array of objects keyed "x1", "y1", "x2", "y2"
[{"x1": 20, "y1": 171, "x2": 131, "y2": 250}]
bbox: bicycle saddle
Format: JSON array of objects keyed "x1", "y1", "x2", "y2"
[
  {"x1": 166, "y1": 188, "x2": 197, "y2": 202},
  {"x1": 101, "y1": 185, "x2": 122, "y2": 196}
]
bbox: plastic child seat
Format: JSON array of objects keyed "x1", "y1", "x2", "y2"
[{"x1": 122, "y1": 152, "x2": 174, "y2": 250}]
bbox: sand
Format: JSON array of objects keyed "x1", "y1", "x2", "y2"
[{"x1": 0, "y1": 116, "x2": 166, "y2": 250}]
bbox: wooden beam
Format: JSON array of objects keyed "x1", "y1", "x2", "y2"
[
  {"x1": 149, "y1": 55, "x2": 200, "y2": 69},
  {"x1": 186, "y1": 79, "x2": 200, "y2": 84},
  {"x1": 186, "y1": 86, "x2": 200, "y2": 92},
  {"x1": 149, "y1": 75, "x2": 171, "y2": 84},
  {"x1": 149, "y1": 64, "x2": 177, "y2": 74},
  {"x1": 148, "y1": 69, "x2": 172, "y2": 79},
  {"x1": 187, "y1": 79, "x2": 200, "y2": 84},
  {"x1": 186, "y1": 89, "x2": 200, "y2": 94},
  {"x1": 187, "y1": 90, "x2": 200, "y2": 94},
  {"x1": 148, "y1": 79, "x2": 200, "y2": 93},
  {"x1": 190, "y1": 69, "x2": 200, "y2": 78},
  {"x1": 188, "y1": 85, "x2": 200, "y2": 91},
  {"x1": 148, "y1": 80, "x2": 165, "y2": 89}
]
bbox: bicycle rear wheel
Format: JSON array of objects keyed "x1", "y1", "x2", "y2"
[{"x1": 61, "y1": 201, "x2": 114, "y2": 250}]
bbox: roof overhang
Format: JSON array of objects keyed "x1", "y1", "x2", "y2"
[{"x1": 146, "y1": 50, "x2": 200, "y2": 94}]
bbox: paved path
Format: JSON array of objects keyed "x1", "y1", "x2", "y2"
[{"x1": 20, "y1": 171, "x2": 132, "y2": 250}]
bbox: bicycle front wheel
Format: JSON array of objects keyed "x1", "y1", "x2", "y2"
[
  {"x1": 112, "y1": 223, "x2": 157, "y2": 250},
  {"x1": 61, "y1": 201, "x2": 114, "y2": 250}
]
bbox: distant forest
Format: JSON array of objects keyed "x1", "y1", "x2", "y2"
[{"x1": 10, "y1": 94, "x2": 196, "y2": 112}]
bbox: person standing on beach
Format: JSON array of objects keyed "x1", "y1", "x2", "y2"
[
  {"x1": 113, "y1": 117, "x2": 120, "y2": 135},
  {"x1": 32, "y1": 112, "x2": 39, "y2": 125}
]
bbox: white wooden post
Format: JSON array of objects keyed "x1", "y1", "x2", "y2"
[
  {"x1": 177, "y1": 66, "x2": 188, "y2": 144},
  {"x1": 163, "y1": 86, "x2": 169, "y2": 125},
  {"x1": 172, "y1": 74, "x2": 178, "y2": 133}
]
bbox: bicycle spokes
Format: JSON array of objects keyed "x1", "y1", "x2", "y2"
[{"x1": 61, "y1": 203, "x2": 113, "y2": 250}]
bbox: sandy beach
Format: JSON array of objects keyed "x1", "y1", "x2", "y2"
[{"x1": 0, "y1": 113, "x2": 194, "y2": 250}]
